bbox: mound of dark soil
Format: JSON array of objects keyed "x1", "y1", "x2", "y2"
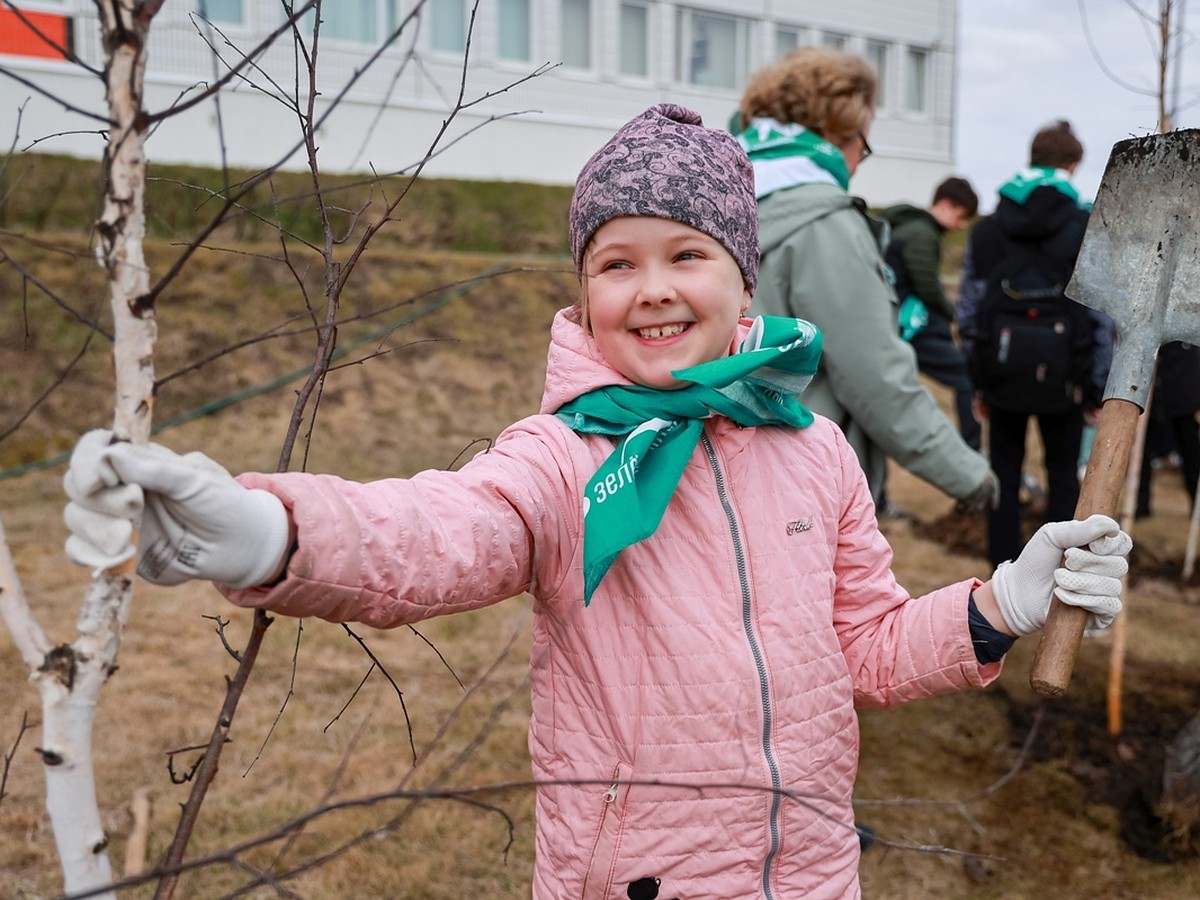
[{"x1": 999, "y1": 665, "x2": 1200, "y2": 863}]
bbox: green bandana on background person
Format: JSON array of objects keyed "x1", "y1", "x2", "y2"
[
  {"x1": 997, "y1": 165, "x2": 1081, "y2": 205},
  {"x1": 557, "y1": 316, "x2": 823, "y2": 606},
  {"x1": 897, "y1": 295, "x2": 929, "y2": 342},
  {"x1": 737, "y1": 118, "x2": 851, "y2": 197}
]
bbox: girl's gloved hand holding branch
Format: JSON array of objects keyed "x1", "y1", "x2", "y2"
[{"x1": 63, "y1": 429, "x2": 292, "y2": 589}]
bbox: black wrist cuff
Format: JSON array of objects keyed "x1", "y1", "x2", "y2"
[{"x1": 968, "y1": 590, "x2": 1017, "y2": 664}]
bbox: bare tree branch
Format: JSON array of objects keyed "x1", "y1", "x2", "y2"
[
  {"x1": 339, "y1": 624, "x2": 417, "y2": 763},
  {"x1": 243, "y1": 618, "x2": 304, "y2": 776},
  {"x1": 153, "y1": 609, "x2": 275, "y2": 900},
  {"x1": 0, "y1": 331, "x2": 95, "y2": 442},
  {"x1": 142, "y1": 3, "x2": 320, "y2": 126},
  {"x1": 1078, "y1": 0, "x2": 1158, "y2": 96},
  {"x1": 0, "y1": 244, "x2": 111, "y2": 338},
  {"x1": 0, "y1": 711, "x2": 33, "y2": 808}
]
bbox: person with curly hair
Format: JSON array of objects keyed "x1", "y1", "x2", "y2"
[{"x1": 736, "y1": 47, "x2": 997, "y2": 517}]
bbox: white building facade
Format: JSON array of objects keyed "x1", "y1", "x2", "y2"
[{"x1": 1, "y1": 0, "x2": 959, "y2": 205}]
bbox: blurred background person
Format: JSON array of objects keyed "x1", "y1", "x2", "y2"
[
  {"x1": 957, "y1": 120, "x2": 1104, "y2": 567},
  {"x1": 882, "y1": 176, "x2": 982, "y2": 451},
  {"x1": 735, "y1": 47, "x2": 995, "y2": 519},
  {"x1": 1135, "y1": 341, "x2": 1200, "y2": 519}
]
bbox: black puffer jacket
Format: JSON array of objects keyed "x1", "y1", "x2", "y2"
[{"x1": 960, "y1": 184, "x2": 1100, "y2": 408}]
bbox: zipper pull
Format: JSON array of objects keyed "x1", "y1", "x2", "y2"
[{"x1": 603, "y1": 782, "x2": 618, "y2": 803}]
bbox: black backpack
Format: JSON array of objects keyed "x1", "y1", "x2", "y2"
[{"x1": 970, "y1": 237, "x2": 1093, "y2": 415}]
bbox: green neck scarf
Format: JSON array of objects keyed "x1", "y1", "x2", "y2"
[
  {"x1": 998, "y1": 166, "x2": 1081, "y2": 205},
  {"x1": 556, "y1": 316, "x2": 823, "y2": 605},
  {"x1": 737, "y1": 118, "x2": 851, "y2": 194}
]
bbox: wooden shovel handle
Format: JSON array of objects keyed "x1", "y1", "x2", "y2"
[{"x1": 1029, "y1": 398, "x2": 1141, "y2": 697}]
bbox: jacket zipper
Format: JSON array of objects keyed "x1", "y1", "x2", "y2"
[
  {"x1": 702, "y1": 433, "x2": 783, "y2": 900},
  {"x1": 581, "y1": 762, "x2": 624, "y2": 899}
]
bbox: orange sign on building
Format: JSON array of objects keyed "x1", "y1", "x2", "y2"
[{"x1": 0, "y1": 8, "x2": 71, "y2": 60}]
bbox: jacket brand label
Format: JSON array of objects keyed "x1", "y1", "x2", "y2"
[{"x1": 786, "y1": 519, "x2": 814, "y2": 535}]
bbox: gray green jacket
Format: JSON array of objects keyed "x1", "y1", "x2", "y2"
[{"x1": 752, "y1": 182, "x2": 989, "y2": 504}]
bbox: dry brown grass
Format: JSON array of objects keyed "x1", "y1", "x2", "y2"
[{"x1": 3, "y1": 239, "x2": 1200, "y2": 898}]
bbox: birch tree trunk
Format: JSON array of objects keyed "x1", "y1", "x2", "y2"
[{"x1": 0, "y1": 2, "x2": 159, "y2": 895}]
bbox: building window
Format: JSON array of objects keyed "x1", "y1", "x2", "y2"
[
  {"x1": 428, "y1": 0, "x2": 465, "y2": 53},
  {"x1": 906, "y1": 47, "x2": 928, "y2": 112},
  {"x1": 866, "y1": 39, "x2": 890, "y2": 107},
  {"x1": 619, "y1": 1, "x2": 648, "y2": 77},
  {"x1": 197, "y1": 0, "x2": 243, "y2": 25},
  {"x1": 289, "y1": 1, "x2": 386, "y2": 43},
  {"x1": 775, "y1": 25, "x2": 801, "y2": 59},
  {"x1": 675, "y1": 8, "x2": 751, "y2": 90},
  {"x1": 561, "y1": 0, "x2": 590, "y2": 68},
  {"x1": 323, "y1": 0, "x2": 378, "y2": 42},
  {"x1": 498, "y1": 0, "x2": 530, "y2": 61},
  {"x1": 822, "y1": 31, "x2": 848, "y2": 50}
]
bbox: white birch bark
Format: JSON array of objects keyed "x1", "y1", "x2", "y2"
[{"x1": 0, "y1": 2, "x2": 158, "y2": 895}]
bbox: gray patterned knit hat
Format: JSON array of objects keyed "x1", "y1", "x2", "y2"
[{"x1": 569, "y1": 104, "x2": 759, "y2": 290}]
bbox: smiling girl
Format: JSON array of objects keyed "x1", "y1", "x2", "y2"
[{"x1": 64, "y1": 104, "x2": 1130, "y2": 899}]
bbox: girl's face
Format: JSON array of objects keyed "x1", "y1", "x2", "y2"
[{"x1": 582, "y1": 216, "x2": 751, "y2": 390}]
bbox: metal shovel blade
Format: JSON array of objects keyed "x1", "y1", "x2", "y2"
[
  {"x1": 1031, "y1": 128, "x2": 1200, "y2": 697},
  {"x1": 1066, "y1": 128, "x2": 1200, "y2": 407}
]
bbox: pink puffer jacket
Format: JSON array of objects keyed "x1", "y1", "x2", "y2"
[{"x1": 223, "y1": 308, "x2": 1001, "y2": 899}]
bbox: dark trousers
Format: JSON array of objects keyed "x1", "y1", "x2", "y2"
[
  {"x1": 987, "y1": 405, "x2": 1084, "y2": 567},
  {"x1": 1137, "y1": 413, "x2": 1200, "y2": 516},
  {"x1": 910, "y1": 316, "x2": 981, "y2": 451}
]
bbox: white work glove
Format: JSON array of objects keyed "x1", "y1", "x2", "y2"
[
  {"x1": 63, "y1": 429, "x2": 291, "y2": 589},
  {"x1": 990, "y1": 514, "x2": 1132, "y2": 637}
]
